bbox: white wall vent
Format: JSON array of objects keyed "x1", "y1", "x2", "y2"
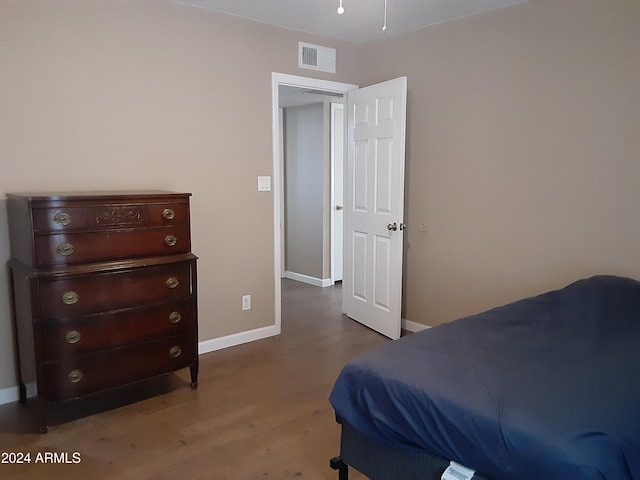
[{"x1": 298, "y1": 42, "x2": 336, "y2": 74}]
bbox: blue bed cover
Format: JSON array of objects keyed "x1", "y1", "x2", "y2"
[{"x1": 329, "y1": 276, "x2": 640, "y2": 480}]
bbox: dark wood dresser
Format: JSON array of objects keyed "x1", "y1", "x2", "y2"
[{"x1": 6, "y1": 191, "x2": 198, "y2": 433}]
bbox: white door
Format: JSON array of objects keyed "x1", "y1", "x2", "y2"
[
  {"x1": 343, "y1": 77, "x2": 407, "y2": 340},
  {"x1": 331, "y1": 103, "x2": 345, "y2": 283}
]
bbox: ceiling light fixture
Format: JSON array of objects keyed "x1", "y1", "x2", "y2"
[
  {"x1": 336, "y1": 0, "x2": 388, "y2": 32},
  {"x1": 382, "y1": 0, "x2": 388, "y2": 32}
]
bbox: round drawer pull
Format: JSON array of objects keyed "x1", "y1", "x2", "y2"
[
  {"x1": 168, "y1": 311, "x2": 182, "y2": 324},
  {"x1": 162, "y1": 208, "x2": 175, "y2": 220},
  {"x1": 67, "y1": 369, "x2": 84, "y2": 384},
  {"x1": 165, "y1": 277, "x2": 179, "y2": 289},
  {"x1": 56, "y1": 243, "x2": 75, "y2": 256},
  {"x1": 169, "y1": 346, "x2": 182, "y2": 358},
  {"x1": 164, "y1": 235, "x2": 178, "y2": 247},
  {"x1": 62, "y1": 291, "x2": 79, "y2": 305},
  {"x1": 53, "y1": 212, "x2": 71, "y2": 226},
  {"x1": 65, "y1": 330, "x2": 81, "y2": 344}
]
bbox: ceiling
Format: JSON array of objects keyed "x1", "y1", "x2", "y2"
[{"x1": 174, "y1": 0, "x2": 527, "y2": 44}]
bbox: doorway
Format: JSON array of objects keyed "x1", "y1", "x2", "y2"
[
  {"x1": 271, "y1": 73, "x2": 358, "y2": 333},
  {"x1": 279, "y1": 90, "x2": 343, "y2": 287}
]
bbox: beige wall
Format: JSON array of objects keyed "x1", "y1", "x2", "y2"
[
  {"x1": 1, "y1": 0, "x2": 639, "y2": 393},
  {"x1": 0, "y1": 0, "x2": 366, "y2": 391},
  {"x1": 362, "y1": 0, "x2": 640, "y2": 326}
]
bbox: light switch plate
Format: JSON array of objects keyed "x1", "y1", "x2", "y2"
[{"x1": 257, "y1": 176, "x2": 271, "y2": 192}]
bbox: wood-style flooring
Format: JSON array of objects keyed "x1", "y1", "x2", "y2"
[{"x1": 0, "y1": 279, "x2": 389, "y2": 480}]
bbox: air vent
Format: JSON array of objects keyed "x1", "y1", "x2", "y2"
[
  {"x1": 302, "y1": 46, "x2": 318, "y2": 67},
  {"x1": 298, "y1": 42, "x2": 336, "y2": 74}
]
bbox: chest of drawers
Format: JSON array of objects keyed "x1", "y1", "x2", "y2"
[{"x1": 6, "y1": 191, "x2": 198, "y2": 433}]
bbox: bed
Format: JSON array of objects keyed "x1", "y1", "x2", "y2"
[{"x1": 329, "y1": 275, "x2": 640, "y2": 480}]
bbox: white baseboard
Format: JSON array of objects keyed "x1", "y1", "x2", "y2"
[
  {"x1": 402, "y1": 318, "x2": 431, "y2": 333},
  {"x1": 198, "y1": 324, "x2": 280, "y2": 355},
  {"x1": 0, "y1": 385, "x2": 19, "y2": 405},
  {"x1": 284, "y1": 271, "x2": 333, "y2": 288}
]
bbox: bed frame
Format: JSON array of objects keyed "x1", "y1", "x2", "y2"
[{"x1": 330, "y1": 421, "x2": 492, "y2": 480}]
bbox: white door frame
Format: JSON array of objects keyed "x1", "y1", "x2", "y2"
[
  {"x1": 271, "y1": 73, "x2": 358, "y2": 333},
  {"x1": 330, "y1": 102, "x2": 345, "y2": 283}
]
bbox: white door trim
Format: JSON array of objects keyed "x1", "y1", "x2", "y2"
[
  {"x1": 330, "y1": 102, "x2": 345, "y2": 283},
  {"x1": 271, "y1": 73, "x2": 358, "y2": 333},
  {"x1": 278, "y1": 107, "x2": 285, "y2": 278}
]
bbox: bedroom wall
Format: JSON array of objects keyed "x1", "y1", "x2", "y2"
[
  {"x1": 361, "y1": 0, "x2": 640, "y2": 326},
  {"x1": 0, "y1": 0, "x2": 366, "y2": 394}
]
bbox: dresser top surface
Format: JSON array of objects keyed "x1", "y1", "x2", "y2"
[{"x1": 7, "y1": 190, "x2": 191, "y2": 202}]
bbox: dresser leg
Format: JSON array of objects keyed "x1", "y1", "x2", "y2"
[{"x1": 190, "y1": 359, "x2": 199, "y2": 390}]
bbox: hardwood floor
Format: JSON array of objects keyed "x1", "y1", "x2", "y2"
[{"x1": 0, "y1": 279, "x2": 388, "y2": 479}]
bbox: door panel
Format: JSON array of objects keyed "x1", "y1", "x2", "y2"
[
  {"x1": 354, "y1": 142, "x2": 369, "y2": 211},
  {"x1": 352, "y1": 231, "x2": 367, "y2": 301},
  {"x1": 375, "y1": 138, "x2": 393, "y2": 214},
  {"x1": 373, "y1": 234, "x2": 392, "y2": 311},
  {"x1": 344, "y1": 77, "x2": 407, "y2": 340}
]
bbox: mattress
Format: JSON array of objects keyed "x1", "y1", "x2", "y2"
[{"x1": 329, "y1": 275, "x2": 640, "y2": 480}]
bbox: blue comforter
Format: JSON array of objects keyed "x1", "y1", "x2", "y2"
[{"x1": 329, "y1": 275, "x2": 640, "y2": 479}]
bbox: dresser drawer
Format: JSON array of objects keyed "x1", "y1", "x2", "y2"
[
  {"x1": 36, "y1": 261, "x2": 193, "y2": 318},
  {"x1": 43, "y1": 332, "x2": 196, "y2": 401},
  {"x1": 40, "y1": 297, "x2": 194, "y2": 361},
  {"x1": 32, "y1": 202, "x2": 189, "y2": 233},
  {"x1": 33, "y1": 224, "x2": 190, "y2": 266}
]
